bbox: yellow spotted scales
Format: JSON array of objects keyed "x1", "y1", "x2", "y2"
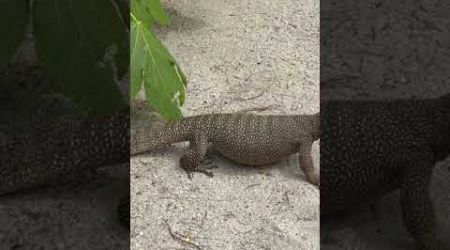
[{"x1": 131, "y1": 112, "x2": 320, "y2": 185}]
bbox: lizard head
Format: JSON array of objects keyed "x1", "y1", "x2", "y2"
[{"x1": 435, "y1": 93, "x2": 450, "y2": 161}]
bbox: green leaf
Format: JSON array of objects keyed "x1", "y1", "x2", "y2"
[
  {"x1": 130, "y1": 18, "x2": 145, "y2": 99},
  {"x1": 131, "y1": 0, "x2": 170, "y2": 28},
  {"x1": 33, "y1": 0, "x2": 129, "y2": 115},
  {"x1": 130, "y1": 14, "x2": 185, "y2": 121},
  {"x1": 0, "y1": 0, "x2": 28, "y2": 71},
  {"x1": 147, "y1": 0, "x2": 170, "y2": 25},
  {"x1": 131, "y1": 0, "x2": 153, "y2": 28}
]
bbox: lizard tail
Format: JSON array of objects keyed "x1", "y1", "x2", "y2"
[{"x1": 130, "y1": 118, "x2": 190, "y2": 155}]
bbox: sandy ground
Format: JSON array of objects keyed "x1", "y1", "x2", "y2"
[{"x1": 131, "y1": 0, "x2": 320, "y2": 249}]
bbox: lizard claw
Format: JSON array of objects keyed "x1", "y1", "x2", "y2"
[
  {"x1": 184, "y1": 169, "x2": 213, "y2": 180},
  {"x1": 199, "y1": 169, "x2": 214, "y2": 178},
  {"x1": 307, "y1": 174, "x2": 320, "y2": 187}
]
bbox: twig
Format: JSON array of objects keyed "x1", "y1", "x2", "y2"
[
  {"x1": 163, "y1": 219, "x2": 202, "y2": 250},
  {"x1": 233, "y1": 90, "x2": 265, "y2": 101},
  {"x1": 236, "y1": 105, "x2": 276, "y2": 114}
]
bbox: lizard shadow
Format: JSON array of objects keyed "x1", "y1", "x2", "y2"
[
  {"x1": 154, "y1": 7, "x2": 207, "y2": 38},
  {"x1": 131, "y1": 147, "x2": 277, "y2": 179},
  {"x1": 202, "y1": 151, "x2": 306, "y2": 181}
]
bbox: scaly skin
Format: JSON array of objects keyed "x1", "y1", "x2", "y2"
[
  {"x1": 0, "y1": 109, "x2": 129, "y2": 195},
  {"x1": 0, "y1": 109, "x2": 130, "y2": 227},
  {"x1": 321, "y1": 94, "x2": 450, "y2": 250},
  {"x1": 131, "y1": 112, "x2": 320, "y2": 185}
]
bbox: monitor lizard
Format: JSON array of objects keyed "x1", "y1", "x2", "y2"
[
  {"x1": 321, "y1": 93, "x2": 450, "y2": 250},
  {"x1": 131, "y1": 112, "x2": 320, "y2": 186}
]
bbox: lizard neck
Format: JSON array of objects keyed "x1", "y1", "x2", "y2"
[
  {"x1": 87, "y1": 108, "x2": 129, "y2": 166},
  {"x1": 130, "y1": 115, "x2": 192, "y2": 155},
  {"x1": 434, "y1": 93, "x2": 450, "y2": 162}
]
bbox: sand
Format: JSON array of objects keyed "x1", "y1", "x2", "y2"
[{"x1": 131, "y1": 0, "x2": 320, "y2": 249}]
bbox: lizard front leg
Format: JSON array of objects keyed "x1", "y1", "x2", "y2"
[
  {"x1": 400, "y1": 157, "x2": 442, "y2": 250},
  {"x1": 180, "y1": 132, "x2": 212, "y2": 179},
  {"x1": 298, "y1": 139, "x2": 319, "y2": 186}
]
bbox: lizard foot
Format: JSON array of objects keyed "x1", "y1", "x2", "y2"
[
  {"x1": 195, "y1": 161, "x2": 216, "y2": 177},
  {"x1": 180, "y1": 152, "x2": 214, "y2": 179},
  {"x1": 202, "y1": 162, "x2": 218, "y2": 170},
  {"x1": 306, "y1": 173, "x2": 320, "y2": 187},
  {"x1": 197, "y1": 169, "x2": 214, "y2": 178},
  {"x1": 184, "y1": 168, "x2": 214, "y2": 180},
  {"x1": 180, "y1": 155, "x2": 213, "y2": 180}
]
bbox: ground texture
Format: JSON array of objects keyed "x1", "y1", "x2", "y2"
[{"x1": 131, "y1": 0, "x2": 320, "y2": 249}]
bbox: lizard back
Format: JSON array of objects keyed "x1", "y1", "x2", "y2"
[{"x1": 203, "y1": 113, "x2": 317, "y2": 165}]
